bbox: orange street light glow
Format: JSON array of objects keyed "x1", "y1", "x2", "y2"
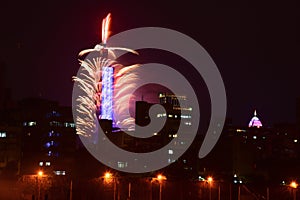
[
  {"x1": 38, "y1": 171, "x2": 43, "y2": 177},
  {"x1": 290, "y1": 181, "x2": 298, "y2": 189},
  {"x1": 157, "y1": 174, "x2": 167, "y2": 182},
  {"x1": 207, "y1": 176, "x2": 213, "y2": 183},
  {"x1": 104, "y1": 172, "x2": 112, "y2": 179}
]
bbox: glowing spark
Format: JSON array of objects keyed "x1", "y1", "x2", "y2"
[
  {"x1": 102, "y1": 13, "x2": 111, "y2": 44},
  {"x1": 78, "y1": 13, "x2": 138, "y2": 58}
]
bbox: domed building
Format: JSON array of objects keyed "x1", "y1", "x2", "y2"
[{"x1": 248, "y1": 110, "x2": 262, "y2": 128}]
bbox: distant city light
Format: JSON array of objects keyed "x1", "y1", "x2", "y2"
[
  {"x1": 248, "y1": 110, "x2": 262, "y2": 128},
  {"x1": 0, "y1": 132, "x2": 6, "y2": 138},
  {"x1": 23, "y1": 121, "x2": 37, "y2": 127},
  {"x1": 54, "y1": 170, "x2": 66, "y2": 176}
]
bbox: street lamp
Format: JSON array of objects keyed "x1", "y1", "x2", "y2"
[
  {"x1": 38, "y1": 170, "x2": 43, "y2": 177},
  {"x1": 104, "y1": 172, "x2": 112, "y2": 181},
  {"x1": 37, "y1": 170, "x2": 43, "y2": 200},
  {"x1": 207, "y1": 176, "x2": 213, "y2": 200},
  {"x1": 152, "y1": 174, "x2": 167, "y2": 200},
  {"x1": 289, "y1": 181, "x2": 298, "y2": 200},
  {"x1": 290, "y1": 181, "x2": 298, "y2": 189},
  {"x1": 103, "y1": 172, "x2": 117, "y2": 200}
]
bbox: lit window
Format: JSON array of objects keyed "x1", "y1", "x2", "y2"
[
  {"x1": 54, "y1": 170, "x2": 66, "y2": 176},
  {"x1": 117, "y1": 161, "x2": 128, "y2": 168},
  {"x1": 39, "y1": 162, "x2": 43, "y2": 166},
  {"x1": 54, "y1": 171, "x2": 60, "y2": 175},
  {"x1": 49, "y1": 121, "x2": 62, "y2": 127},
  {"x1": 24, "y1": 121, "x2": 37, "y2": 126},
  {"x1": 44, "y1": 141, "x2": 57, "y2": 148},
  {"x1": 45, "y1": 162, "x2": 51, "y2": 166},
  {"x1": 0, "y1": 132, "x2": 6, "y2": 138},
  {"x1": 48, "y1": 131, "x2": 53, "y2": 137},
  {"x1": 28, "y1": 121, "x2": 36, "y2": 126},
  {"x1": 64, "y1": 122, "x2": 75, "y2": 128}
]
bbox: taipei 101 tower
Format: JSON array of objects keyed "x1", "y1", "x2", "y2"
[{"x1": 99, "y1": 13, "x2": 114, "y2": 121}]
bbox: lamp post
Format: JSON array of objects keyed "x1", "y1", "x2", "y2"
[
  {"x1": 152, "y1": 174, "x2": 167, "y2": 200},
  {"x1": 128, "y1": 182, "x2": 131, "y2": 200},
  {"x1": 289, "y1": 181, "x2": 298, "y2": 200},
  {"x1": 104, "y1": 172, "x2": 117, "y2": 200},
  {"x1": 207, "y1": 176, "x2": 213, "y2": 200},
  {"x1": 69, "y1": 180, "x2": 73, "y2": 200},
  {"x1": 37, "y1": 170, "x2": 43, "y2": 200}
]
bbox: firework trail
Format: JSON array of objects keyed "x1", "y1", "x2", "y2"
[{"x1": 73, "y1": 13, "x2": 139, "y2": 137}]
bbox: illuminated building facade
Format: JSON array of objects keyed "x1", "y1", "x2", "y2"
[
  {"x1": 100, "y1": 66, "x2": 114, "y2": 120},
  {"x1": 248, "y1": 110, "x2": 262, "y2": 128}
]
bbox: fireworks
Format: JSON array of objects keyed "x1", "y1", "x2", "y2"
[{"x1": 73, "y1": 13, "x2": 139, "y2": 137}]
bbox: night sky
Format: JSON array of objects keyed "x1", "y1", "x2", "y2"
[{"x1": 1, "y1": 1, "x2": 299, "y2": 126}]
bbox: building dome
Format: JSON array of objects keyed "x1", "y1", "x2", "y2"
[{"x1": 248, "y1": 110, "x2": 262, "y2": 128}]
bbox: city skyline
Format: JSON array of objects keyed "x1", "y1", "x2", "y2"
[
  {"x1": 1, "y1": 2, "x2": 299, "y2": 127},
  {"x1": 1, "y1": 2, "x2": 300, "y2": 199}
]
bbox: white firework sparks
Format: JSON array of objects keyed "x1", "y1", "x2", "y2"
[{"x1": 73, "y1": 13, "x2": 140, "y2": 137}]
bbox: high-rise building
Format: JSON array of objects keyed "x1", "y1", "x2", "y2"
[{"x1": 18, "y1": 98, "x2": 76, "y2": 175}]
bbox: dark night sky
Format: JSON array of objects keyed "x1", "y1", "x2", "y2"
[{"x1": 1, "y1": 1, "x2": 299, "y2": 126}]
